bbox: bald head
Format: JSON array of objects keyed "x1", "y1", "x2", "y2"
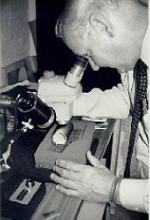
[
  {"x1": 56, "y1": 0, "x2": 148, "y2": 72},
  {"x1": 62, "y1": 0, "x2": 118, "y2": 26},
  {"x1": 56, "y1": 0, "x2": 146, "y2": 39},
  {"x1": 56, "y1": 0, "x2": 120, "y2": 37}
]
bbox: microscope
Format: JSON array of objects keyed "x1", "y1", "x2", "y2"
[
  {"x1": 38, "y1": 56, "x2": 88, "y2": 125},
  {"x1": 37, "y1": 56, "x2": 88, "y2": 146}
]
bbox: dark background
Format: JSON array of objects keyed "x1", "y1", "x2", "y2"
[{"x1": 36, "y1": 0, "x2": 121, "y2": 92}]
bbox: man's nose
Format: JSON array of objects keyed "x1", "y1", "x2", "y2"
[{"x1": 89, "y1": 60, "x2": 100, "y2": 71}]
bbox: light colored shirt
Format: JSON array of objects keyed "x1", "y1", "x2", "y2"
[{"x1": 73, "y1": 26, "x2": 149, "y2": 213}]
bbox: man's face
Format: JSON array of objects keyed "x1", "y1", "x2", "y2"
[{"x1": 62, "y1": 21, "x2": 141, "y2": 73}]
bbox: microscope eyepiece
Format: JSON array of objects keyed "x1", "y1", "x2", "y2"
[
  {"x1": 64, "y1": 56, "x2": 88, "y2": 88},
  {"x1": 75, "y1": 56, "x2": 88, "y2": 68}
]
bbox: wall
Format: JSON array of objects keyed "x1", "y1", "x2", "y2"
[
  {"x1": 28, "y1": 0, "x2": 36, "y2": 55},
  {"x1": 0, "y1": 0, "x2": 36, "y2": 87}
]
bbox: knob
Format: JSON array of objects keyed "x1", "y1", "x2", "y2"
[{"x1": 43, "y1": 70, "x2": 55, "y2": 79}]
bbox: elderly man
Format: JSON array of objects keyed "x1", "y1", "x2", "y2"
[{"x1": 50, "y1": 0, "x2": 149, "y2": 214}]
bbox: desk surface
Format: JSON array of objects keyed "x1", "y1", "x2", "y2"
[{"x1": 32, "y1": 119, "x2": 116, "y2": 220}]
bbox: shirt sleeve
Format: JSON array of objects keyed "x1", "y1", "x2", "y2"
[
  {"x1": 118, "y1": 178, "x2": 149, "y2": 213},
  {"x1": 73, "y1": 83, "x2": 130, "y2": 119}
]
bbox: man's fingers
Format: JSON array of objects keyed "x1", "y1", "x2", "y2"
[
  {"x1": 56, "y1": 159, "x2": 83, "y2": 171},
  {"x1": 87, "y1": 151, "x2": 101, "y2": 167},
  {"x1": 56, "y1": 185, "x2": 78, "y2": 197},
  {"x1": 50, "y1": 173, "x2": 80, "y2": 189},
  {"x1": 53, "y1": 166, "x2": 81, "y2": 181}
]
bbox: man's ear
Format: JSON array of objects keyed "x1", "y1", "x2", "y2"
[{"x1": 89, "y1": 13, "x2": 115, "y2": 38}]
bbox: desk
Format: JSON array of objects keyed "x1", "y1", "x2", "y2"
[
  {"x1": 32, "y1": 118, "x2": 116, "y2": 220},
  {"x1": 0, "y1": 118, "x2": 115, "y2": 220}
]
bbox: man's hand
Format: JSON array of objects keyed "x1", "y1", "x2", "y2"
[{"x1": 50, "y1": 151, "x2": 115, "y2": 203}]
